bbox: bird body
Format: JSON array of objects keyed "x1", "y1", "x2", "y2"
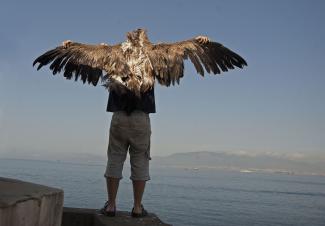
[
  {"x1": 117, "y1": 38, "x2": 155, "y2": 95},
  {"x1": 33, "y1": 28, "x2": 247, "y2": 96}
]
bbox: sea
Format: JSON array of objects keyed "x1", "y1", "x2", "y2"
[{"x1": 1, "y1": 158, "x2": 325, "y2": 226}]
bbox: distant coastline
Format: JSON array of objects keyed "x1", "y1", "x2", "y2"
[{"x1": 1, "y1": 150, "x2": 325, "y2": 176}]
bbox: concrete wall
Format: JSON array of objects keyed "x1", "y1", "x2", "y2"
[{"x1": 0, "y1": 177, "x2": 64, "y2": 226}]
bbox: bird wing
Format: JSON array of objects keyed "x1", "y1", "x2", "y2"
[
  {"x1": 33, "y1": 42, "x2": 128, "y2": 86},
  {"x1": 146, "y1": 39, "x2": 247, "y2": 86}
]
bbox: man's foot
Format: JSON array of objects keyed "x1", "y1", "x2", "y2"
[
  {"x1": 99, "y1": 201, "x2": 116, "y2": 217},
  {"x1": 131, "y1": 204, "x2": 148, "y2": 218}
]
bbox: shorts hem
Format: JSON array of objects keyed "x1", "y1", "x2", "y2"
[
  {"x1": 130, "y1": 176, "x2": 151, "y2": 181},
  {"x1": 104, "y1": 173, "x2": 123, "y2": 180}
]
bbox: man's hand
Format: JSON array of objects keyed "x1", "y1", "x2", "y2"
[
  {"x1": 195, "y1": 35, "x2": 210, "y2": 44},
  {"x1": 62, "y1": 40, "x2": 73, "y2": 48}
]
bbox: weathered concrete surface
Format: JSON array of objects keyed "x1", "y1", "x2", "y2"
[
  {"x1": 0, "y1": 177, "x2": 64, "y2": 226},
  {"x1": 62, "y1": 207, "x2": 172, "y2": 226},
  {"x1": 0, "y1": 177, "x2": 171, "y2": 226},
  {"x1": 62, "y1": 207, "x2": 95, "y2": 226}
]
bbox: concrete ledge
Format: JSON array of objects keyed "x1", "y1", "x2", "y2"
[
  {"x1": 0, "y1": 177, "x2": 171, "y2": 226},
  {"x1": 62, "y1": 207, "x2": 172, "y2": 226},
  {"x1": 62, "y1": 207, "x2": 95, "y2": 226},
  {"x1": 0, "y1": 177, "x2": 64, "y2": 226}
]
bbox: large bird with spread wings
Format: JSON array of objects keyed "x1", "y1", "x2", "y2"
[{"x1": 33, "y1": 28, "x2": 247, "y2": 95}]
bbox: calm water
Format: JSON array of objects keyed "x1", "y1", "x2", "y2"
[{"x1": 1, "y1": 158, "x2": 325, "y2": 226}]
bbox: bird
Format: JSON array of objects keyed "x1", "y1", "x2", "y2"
[{"x1": 33, "y1": 28, "x2": 247, "y2": 96}]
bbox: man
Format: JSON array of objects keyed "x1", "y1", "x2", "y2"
[
  {"x1": 99, "y1": 35, "x2": 210, "y2": 218},
  {"x1": 102, "y1": 85, "x2": 155, "y2": 217}
]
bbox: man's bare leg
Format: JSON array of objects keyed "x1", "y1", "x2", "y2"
[
  {"x1": 105, "y1": 177, "x2": 120, "y2": 211},
  {"x1": 132, "y1": 180, "x2": 146, "y2": 213}
]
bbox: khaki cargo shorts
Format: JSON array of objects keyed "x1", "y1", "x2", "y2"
[{"x1": 104, "y1": 110, "x2": 151, "y2": 181}]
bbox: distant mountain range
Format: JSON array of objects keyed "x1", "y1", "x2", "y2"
[
  {"x1": 151, "y1": 151, "x2": 325, "y2": 176},
  {"x1": 1, "y1": 150, "x2": 325, "y2": 176}
]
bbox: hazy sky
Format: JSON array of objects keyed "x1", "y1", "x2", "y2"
[{"x1": 0, "y1": 0, "x2": 324, "y2": 158}]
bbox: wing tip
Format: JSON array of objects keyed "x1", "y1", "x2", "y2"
[
  {"x1": 32, "y1": 58, "x2": 40, "y2": 67},
  {"x1": 36, "y1": 63, "x2": 43, "y2": 70}
]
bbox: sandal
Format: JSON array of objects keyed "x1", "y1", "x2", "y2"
[
  {"x1": 131, "y1": 204, "x2": 148, "y2": 218},
  {"x1": 99, "y1": 201, "x2": 116, "y2": 217}
]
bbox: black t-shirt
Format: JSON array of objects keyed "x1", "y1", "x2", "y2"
[{"x1": 107, "y1": 88, "x2": 156, "y2": 114}]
